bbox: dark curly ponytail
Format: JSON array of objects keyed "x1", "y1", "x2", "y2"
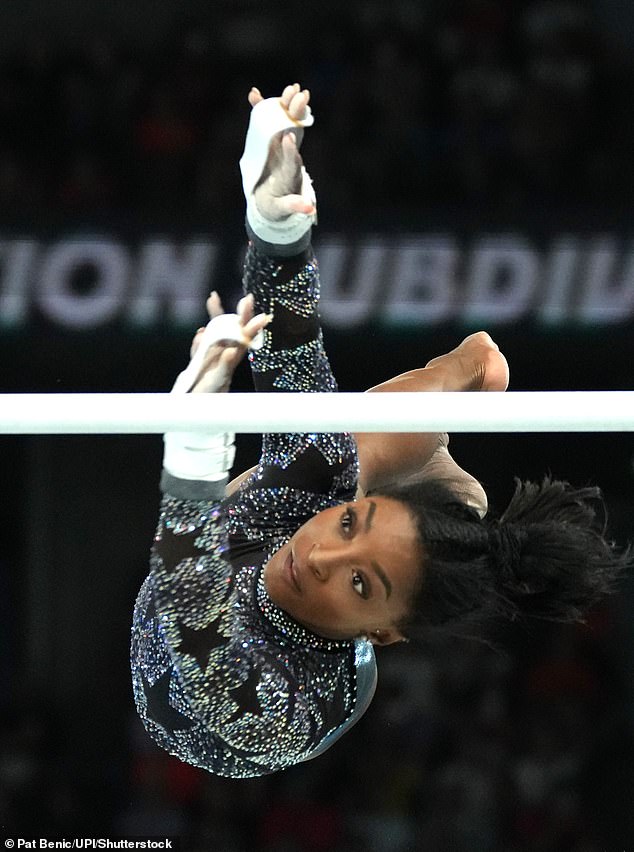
[{"x1": 371, "y1": 477, "x2": 631, "y2": 641}]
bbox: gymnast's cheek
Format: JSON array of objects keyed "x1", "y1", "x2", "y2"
[{"x1": 292, "y1": 583, "x2": 368, "y2": 639}]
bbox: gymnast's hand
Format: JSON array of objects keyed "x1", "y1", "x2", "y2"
[
  {"x1": 188, "y1": 292, "x2": 270, "y2": 394},
  {"x1": 248, "y1": 83, "x2": 316, "y2": 221}
]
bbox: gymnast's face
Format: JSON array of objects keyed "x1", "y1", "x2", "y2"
[{"x1": 263, "y1": 496, "x2": 423, "y2": 644}]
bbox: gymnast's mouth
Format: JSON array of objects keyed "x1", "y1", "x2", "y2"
[{"x1": 285, "y1": 549, "x2": 302, "y2": 593}]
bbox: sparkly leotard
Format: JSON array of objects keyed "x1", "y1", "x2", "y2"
[{"x1": 130, "y1": 240, "x2": 377, "y2": 777}]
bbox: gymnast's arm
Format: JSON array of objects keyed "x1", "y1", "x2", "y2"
[
  {"x1": 228, "y1": 85, "x2": 356, "y2": 505},
  {"x1": 131, "y1": 87, "x2": 359, "y2": 776}
]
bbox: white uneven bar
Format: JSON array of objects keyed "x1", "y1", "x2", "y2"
[{"x1": 0, "y1": 392, "x2": 632, "y2": 434}]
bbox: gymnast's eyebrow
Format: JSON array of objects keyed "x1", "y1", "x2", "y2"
[
  {"x1": 364, "y1": 501, "x2": 391, "y2": 597},
  {"x1": 371, "y1": 560, "x2": 392, "y2": 599}
]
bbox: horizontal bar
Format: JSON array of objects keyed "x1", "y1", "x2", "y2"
[{"x1": 0, "y1": 392, "x2": 632, "y2": 435}]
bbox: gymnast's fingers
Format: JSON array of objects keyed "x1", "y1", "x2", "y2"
[
  {"x1": 206, "y1": 290, "x2": 224, "y2": 319},
  {"x1": 191, "y1": 291, "x2": 225, "y2": 359},
  {"x1": 236, "y1": 293, "x2": 255, "y2": 325},
  {"x1": 280, "y1": 83, "x2": 300, "y2": 109},
  {"x1": 241, "y1": 311, "x2": 272, "y2": 345},
  {"x1": 248, "y1": 86, "x2": 263, "y2": 107},
  {"x1": 190, "y1": 326, "x2": 206, "y2": 359},
  {"x1": 237, "y1": 294, "x2": 272, "y2": 346},
  {"x1": 288, "y1": 88, "x2": 310, "y2": 121},
  {"x1": 278, "y1": 194, "x2": 316, "y2": 216}
]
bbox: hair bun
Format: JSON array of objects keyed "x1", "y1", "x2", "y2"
[{"x1": 488, "y1": 524, "x2": 529, "y2": 586}]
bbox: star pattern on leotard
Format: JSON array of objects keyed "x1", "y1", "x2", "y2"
[
  {"x1": 260, "y1": 432, "x2": 347, "y2": 476},
  {"x1": 226, "y1": 668, "x2": 264, "y2": 723},
  {"x1": 130, "y1": 244, "x2": 372, "y2": 776},
  {"x1": 175, "y1": 618, "x2": 227, "y2": 673},
  {"x1": 143, "y1": 669, "x2": 196, "y2": 733},
  {"x1": 155, "y1": 525, "x2": 205, "y2": 576}
]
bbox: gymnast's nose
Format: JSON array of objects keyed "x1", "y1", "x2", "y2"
[{"x1": 307, "y1": 545, "x2": 339, "y2": 581}]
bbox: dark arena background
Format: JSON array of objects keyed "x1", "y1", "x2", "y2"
[{"x1": 1, "y1": 1, "x2": 634, "y2": 849}]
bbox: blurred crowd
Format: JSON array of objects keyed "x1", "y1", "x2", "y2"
[
  {"x1": 0, "y1": 0, "x2": 633, "y2": 221},
  {"x1": 2, "y1": 607, "x2": 633, "y2": 850}
]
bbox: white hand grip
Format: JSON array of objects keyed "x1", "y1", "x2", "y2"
[{"x1": 171, "y1": 313, "x2": 264, "y2": 395}]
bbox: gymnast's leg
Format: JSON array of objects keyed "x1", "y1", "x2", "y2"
[{"x1": 225, "y1": 330, "x2": 508, "y2": 514}]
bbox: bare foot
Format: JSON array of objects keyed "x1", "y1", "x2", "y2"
[{"x1": 424, "y1": 331, "x2": 509, "y2": 392}]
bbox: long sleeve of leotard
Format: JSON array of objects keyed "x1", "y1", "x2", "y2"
[
  {"x1": 131, "y1": 236, "x2": 361, "y2": 778},
  {"x1": 227, "y1": 240, "x2": 359, "y2": 534}
]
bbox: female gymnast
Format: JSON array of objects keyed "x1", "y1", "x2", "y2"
[{"x1": 130, "y1": 84, "x2": 629, "y2": 778}]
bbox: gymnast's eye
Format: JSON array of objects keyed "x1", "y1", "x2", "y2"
[
  {"x1": 351, "y1": 571, "x2": 367, "y2": 598},
  {"x1": 340, "y1": 507, "x2": 356, "y2": 534}
]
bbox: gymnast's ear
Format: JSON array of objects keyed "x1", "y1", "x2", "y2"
[{"x1": 367, "y1": 627, "x2": 406, "y2": 646}]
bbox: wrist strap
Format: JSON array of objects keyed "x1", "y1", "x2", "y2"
[
  {"x1": 166, "y1": 312, "x2": 246, "y2": 480},
  {"x1": 163, "y1": 431, "x2": 236, "y2": 482}
]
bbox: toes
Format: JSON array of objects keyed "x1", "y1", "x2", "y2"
[
  {"x1": 461, "y1": 331, "x2": 498, "y2": 351},
  {"x1": 476, "y1": 331, "x2": 499, "y2": 351},
  {"x1": 459, "y1": 332, "x2": 509, "y2": 391}
]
